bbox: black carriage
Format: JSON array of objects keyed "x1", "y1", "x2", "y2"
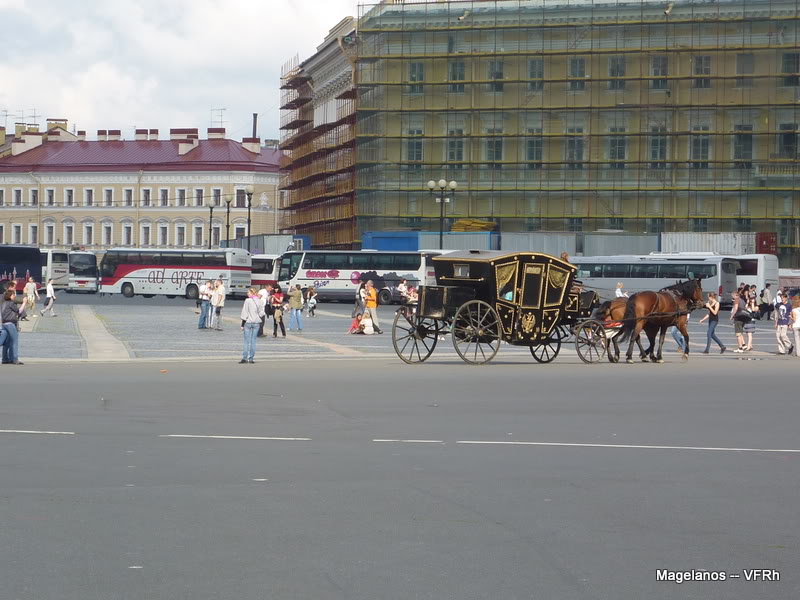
[{"x1": 391, "y1": 250, "x2": 604, "y2": 365}]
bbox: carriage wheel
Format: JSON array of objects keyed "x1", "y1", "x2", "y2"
[
  {"x1": 392, "y1": 310, "x2": 440, "y2": 364},
  {"x1": 530, "y1": 330, "x2": 562, "y2": 363},
  {"x1": 574, "y1": 319, "x2": 608, "y2": 364},
  {"x1": 451, "y1": 300, "x2": 501, "y2": 365}
]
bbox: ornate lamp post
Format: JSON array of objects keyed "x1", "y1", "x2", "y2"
[
  {"x1": 207, "y1": 202, "x2": 214, "y2": 249},
  {"x1": 427, "y1": 179, "x2": 458, "y2": 250},
  {"x1": 225, "y1": 197, "x2": 232, "y2": 246},
  {"x1": 245, "y1": 184, "x2": 254, "y2": 253}
]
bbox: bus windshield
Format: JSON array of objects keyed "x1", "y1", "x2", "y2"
[
  {"x1": 70, "y1": 254, "x2": 98, "y2": 277},
  {"x1": 279, "y1": 254, "x2": 302, "y2": 281}
]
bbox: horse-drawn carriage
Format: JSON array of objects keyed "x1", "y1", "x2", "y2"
[{"x1": 391, "y1": 250, "x2": 607, "y2": 365}]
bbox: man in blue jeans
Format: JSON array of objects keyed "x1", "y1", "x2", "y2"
[{"x1": 198, "y1": 280, "x2": 212, "y2": 329}]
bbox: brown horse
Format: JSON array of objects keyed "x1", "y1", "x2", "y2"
[
  {"x1": 593, "y1": 298, "x2": 654, "y2": 363},
  {"x1": 618, "y1": 280, "x2": 704, "y2": 363}
]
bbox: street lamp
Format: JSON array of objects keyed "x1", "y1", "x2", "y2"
[
  {"x1": 207, "y1": 201, "x2": 214, "y2": 249},
  {"x1": 245, "y1": 184, "x2": 254, "y2": 253},
  {"x1": 427, "y1": 179, "x2": 458, "y2": 250},
  {"x1": 225, "y1": 197, "x2": 232, "y2": 247}
]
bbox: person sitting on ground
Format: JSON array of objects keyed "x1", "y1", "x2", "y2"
[{"x1": 348, "y1": 313, "x2": 365, "y2": 334}]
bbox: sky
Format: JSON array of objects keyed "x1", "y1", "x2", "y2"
[{"x1": 0, "y1": 0, "x2": 362, "y2": 142}]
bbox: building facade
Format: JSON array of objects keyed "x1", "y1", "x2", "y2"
[
  {"x1": 281, "y1": 0, "x2": 800, "y2": 265},
  {"x1": 0, "y1": 121, "x2": 280, "y2": 251}
]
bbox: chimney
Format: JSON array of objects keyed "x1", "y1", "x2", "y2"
[
  {"x1": 170, "y1": 128, "x2": 198, "y2": 140},
  {"x1": 27, "y1": 123, "x2": 40, "y2": 133},
  {"x1": 178, "y1": 136, "x2": 199, "y2": 155},
  {"x1": 0, "y1": 127, "x2": 5, "y2": 146},
  {"x1": 97, "y1": 129, "x2": 107, "y2": 141},
  {"x1": 107, "y1": 129, "x2": 122, "y2": 141},
  {"x1": 46, "y1": 118, "x2": 68, "y2": 132},
  {"x1": 252, "y1": 113, "x2": 258, "y2": 138},
  {"x1": 242, "y1": 137, "x2": 261, "y2": 154},
  {"x1": 135, "y1": 128, "x2": 148, "y2": 141},
  {"x1": 77, "y1": 130, "x2": 86, "y2": 141},
  {"x1": 207, "y1": 127, "x2": 226, "y2": 139},
  {"x1": 11, "y1": 131, "x2": 45, "y2": 155},
  {"x1": 15, "y1": 122, "x2": 26, "y2": 136},
  {"x1": 149, "y1": 128, "x2": 158, "y2": 140}
]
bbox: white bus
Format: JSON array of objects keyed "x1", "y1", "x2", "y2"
[
  {"x1": 40, "y1": 249, "x2": 69, "y2": 288},
  {"x1": 100, "y1": 248, "x2": 251, "y2": 299},
  {"x1": 67, "y1": 250, "x2": 99, "y2": 293},
  {"x1": 251, "y1": 254, "x2": 279, "y2": 289},
  {"x1": 572, "y1": 253, "x2": 740, "y2": 304},
  {"x1": 733, "y1": 254, "x2": 779, "y2": 293},
  {"x1": 276, "y1": 250, "x2": 441, "y2": 304}
]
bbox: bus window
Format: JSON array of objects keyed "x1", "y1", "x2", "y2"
[
  {"x1": 576, "y1": 264, "x2": 603, "y2": 278},
  {"x1": 687, "y1": 264, "x2": 716, "y2": 279},
  {"x1": 629, "y1": 264, "x2": 658, "y2": 278},
  {"x1": 603, "y1": 263, "x2": 630, "y2": 278},
  {"x1": 279, "y1": 254, "x2": 302, "y2": 281},
  {"x1": 736, "y1": 259, "x2": 758, "y2": 276},
  {"x1": 41, "y1": 253, "x2": 49, "y2": 266},
  {"x1": 722, "y1": 261, "x2": 738, "y2": 275},
  {"x1": 658, "y1": 264, "x2": 686, "y2": 279},
  {"x1": 395, "y1": 254, "x2": 422, "y2": 270},
  {"x1": 53, "y1": 252, "x2": 68, "y2": 263}
]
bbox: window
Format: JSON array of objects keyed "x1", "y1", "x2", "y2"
[
  {"x1": 28, "y1": 189, "x2": 38, "y2": 207},
  {"x1": 104, "y1": 189, "x2": 113, "y2": 207},
  {"x1": 734, "y1": 217, "x2": 752, "y2": 231},
  {"x1": 735, "y1": 54, "x2": 754, "y2": 88},
  {"x1": 213, "y1": 188, "x2": 221, "y2": 206},
  {"x1": 235, "y1": 189, "x2": 246, "y2": 208},
  {"x1": 194, "y1": 189, "x2": 203, "y2": 207},
  {"x1": 658, "y1": 264, "x2": 687, "y2": 279},
  {"x1": 447, "y1": 129, "x2": 464, "y2": 167},
  {"x1": 782, "y1": 53, "x2": 799, "y2": 86},
  {"x1": 85, "y1": 189, "x2": 94, "y2": 206},
  {"x1": 193, "y1": 226, "x2": 203, "y2": 247},
  {"x1": 608, "y1": 56, "x2": 625, "y2": 90},
  {"x1": 103, "y1": 224, "x2": 113, "y2": 246},
  {"x1": 448, "y1": 61, "x2": 465, "y2": 93},
  {"x1": 142, "y1": 189, "x2": 151, "y2": 207},
  {"x1": 608, "y1": 128, "x2": 626, "y2": 169},
  {"x1": 567, "y1": 217, "x2": 583, "y2": 232},
  {"x1": 235, "y1": 225, "x2": 246, "y2": 239},
  {"x1": 14, "y1": 189, "x2": 22, "y2": 206},
  {"x1": 603, "y1": 263, "x2": 630, "y2": 278},
  {"x1": 44, "y1": 189, "x2": 54, "y2": 206},
  {"x1": 778, "y1": 124, "x2": 798, "y2": 159},
  {"x1": 526, "y1": 128, "x2": 543, "y2": 169},
  {"x1": 691, "y1": 126, "x2": 710, "y2": 169},
  {"x1": 177, "y1": 189, "x2": 186, "y2": 207},
  {"x1": 630, "y1": 263, "x2": 659, "y2": 278},
  {"x1": 406, "y1": 129, "x2": 423, "y2": 163},
  {"x1": 650, "y1": 127, "x2": 667, "y2": 168},
  {"x1": 64, "y1": 223, "x2": 74, "y2": 245},
  {"x1": 646, "y1": 218, "x2": 665, "y2": 234},
  {"x1": 124, "y1": 189, "x2": 133, "y2": 206},
  {"x1": 158, "y1": 225, "x2": 168, "y2": 246},
  {"x1": 651, "y1": 56, "x2": 668, "y2": 89},
  {"x1": 569, "y1": 57, "x2": 586, "y2": 90},
  {"x1": 528, "y1": 58, "x2": 544, "y2": 91},
  {"x1": 13, "y1": 224, "x2": 22, "y2": 244},
  {"x1": 176, "y1": 225, "x2": 186, "y2": 246},
  {"x1": 566, "y1": 128, "x2": 584, "y2": 169},
  {"x1": 408, "y1": 62, "x2": 424, "y2": 94},
  {"x1": 44, "y1": 223, "x2": 54, "y2": 245},
  {"x1": 160, "y1": 189, "x2": 169, "y2": 207},
  {"x1": 0, "y1": 189, "x2": 4, "y2": 206},
  {"x1": 486, "y1": 129, "x2": 503, "y2": 168},
  {"x1": 733, "y1": 125, "x2": 753, "y2": 168},
  {"x1": 212, "y1": 226, "x2": 221, "y2": 247},
  {"x1": 123, "y1": 224, "x2": 132, "y2": 246},
  {"x1": 690, "y1": 218, "x2": 708, "y2": 233},
  {"x1": 693, "y1": 55, "x2": 711, "y2": 88},
  {"x1": 141, "y1": 225, "x2": 151, "y2": 246},
  {"x1": 83, "y1": 224, "x2": 94, "y2": 246},
  {"x1": 29, "y1": 224, "x2": 38, "y2": 245},
  {"x1": 487, "y1": 60, "x2": 504, "y2": 92}
]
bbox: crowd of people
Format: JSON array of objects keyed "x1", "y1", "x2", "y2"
[{"x1": 722, "y1": 283, "x2": 800, "y2": 355}]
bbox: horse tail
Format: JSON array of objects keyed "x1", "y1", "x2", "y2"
[{"x1": 615, "y1": 295, "x2": 637, "y2": 345}]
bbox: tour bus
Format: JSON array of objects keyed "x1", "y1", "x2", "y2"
[
  {"x1": 251, "y1": 254, "x2": 279, "y2": 289},
  {"x1": 0, "y1": 245, "x2": 42, "y2": 291},
  {"x1": 732, "y1": 254, "x2": 779, "y2": 293},
  {"x1": 276, "y1": 250, "x2": 441, "y2": 304},
  {"x1": 40, "y1": 249, "x2": 69, "y2": 288},
  {"x1": 779, "y1": 268, "x2": 800, "y2": 297},
  {"x1": 100, "y1": 248, "x2": 251, "y2": 299},
  {"x1": 572, "y1": 253, "x2": 740, "y2": 304},
  {"x1": 67, "y1": 250, "x2": 99, "y2": 293}
]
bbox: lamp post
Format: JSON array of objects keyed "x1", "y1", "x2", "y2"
[
  {"x1": 245, "y1": 184, "x2": 254, "y2": 253},
  {"x1": 225, "y1": 197, "x2": 232, "y2": 247},
  {"x1": 207, "y1": 202, "x2": 214, "y2": 249},
  {"x1": 427, "y1": 179, "x2": 458, "y2": 250}
]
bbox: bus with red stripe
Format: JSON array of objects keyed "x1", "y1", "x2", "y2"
[
  {"x1": 99, "y1": 248, "x2": 251, "y2": 299},
  {"x1": 251, "y1": 254, "x2": 279, "y2": 289}
]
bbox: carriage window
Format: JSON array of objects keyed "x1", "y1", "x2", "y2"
[
  {"x1": 454, "y1": 264, "x2": 470, "y2": 278},
  {"x1": 602, "y1": 263, "x2": 630, "y2": 278},
  {"x1": 521, "y1": 264, "x2": 544, "y2": 308},
  {"x1": 496, "y1": 263, "x2": 517, "y2": 302},
  {"x1": 629, "y1": 264, "x2": 659, "y2": 278},
  {"x1": 687, "y1": 264, "x2": 716, "y2": 279},
  {"x1": 658, "y1": 264, "x2": 687, "y2": 279}
]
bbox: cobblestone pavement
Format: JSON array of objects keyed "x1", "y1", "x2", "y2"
[{"x1": 20, "y1": 305, "x2": 86, "y2": 359}]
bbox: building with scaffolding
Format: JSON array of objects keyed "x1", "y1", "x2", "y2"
[{"x1": 281, "y1": 0, "x2": 800, "y2": 264}]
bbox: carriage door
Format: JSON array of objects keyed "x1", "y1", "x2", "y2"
[
  {"x1": 517, "y1": 263, "x2": 545, "y2": 342},
  {"x1": 494, "y1": 262, "x2": 519, "y2": 339}
]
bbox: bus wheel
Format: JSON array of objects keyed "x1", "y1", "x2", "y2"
[
  {"x1": 378, "y1": 289, "x2": 393, "y2": 305},
  {"x1": 121, "y1": 283, "x2": 134, "y2": 298},
  {"x1": 185, "y1": 284, "x2": 199, "y2": 300}
]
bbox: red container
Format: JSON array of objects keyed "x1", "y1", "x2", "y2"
[{"x1": 755, "y1": 231, "x2": 778, "y2": 255}]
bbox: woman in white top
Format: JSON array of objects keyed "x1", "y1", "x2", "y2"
[
  {"x1": 790, "y1": 297, "x2": 800, "y2": 357},
  {"x1": 40, "y1": 279, "x2": 57, "y2": 317},
  {"x1": 615, "y1": 282, "x2": 629, "y2": 298}
]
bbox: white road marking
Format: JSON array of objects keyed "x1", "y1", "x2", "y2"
[
  {"x1": 160, "y1": 434, "x2": 311, "y2": 441},
  {"x1": 455, "y1": 440, "x2": 800, "y2": 453},
  {"x1": 0, "y1": 429, "x2": 75, "y2": 435},
  {"x1": 373, "y1": 439, "x2": 445, "y2": 444},
  {"x1": 251, "y1": 478, "x2": 269, "y2": 482},
  {"x1": 128, "y1": 566, "x2": 143, "y2": 569}
]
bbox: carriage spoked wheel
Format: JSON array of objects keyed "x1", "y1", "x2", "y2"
[
  {"x1": 392, "y1": 310, "x2": 440, "y2": 364},
  {"x1": 451, "y1": 300, "x2": 502, "y2": 365},
  {"x1": 574, "y1": 319, "x2": 609, "y2": 364},
  {"x1": 530, "y1": 329, "x2": 562, "y2": 364}
]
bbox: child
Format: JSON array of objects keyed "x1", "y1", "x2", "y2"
[{"x1": 348, "y1": 313, "x2": 365, "y2": 334}]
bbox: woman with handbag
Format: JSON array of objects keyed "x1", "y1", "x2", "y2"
[{"x1": 730, "y1": 291, "x2": 749, "y2": 353}]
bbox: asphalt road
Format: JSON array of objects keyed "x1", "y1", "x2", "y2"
[{"x1": 1, "y1": 358, "x2": 797, "y2": 600}]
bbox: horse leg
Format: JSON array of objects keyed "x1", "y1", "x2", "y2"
[
  {"x1": 655, "y1": 327, "x2": 668, "y2": 363},
  {"x1": 608, "y1": 335, "x2": 620, "y2": 363},
  {"x1": 625, "y1": 322, "x2": 644, "y2": 364},
  {"x1": 678, "y1": 317, "x2": 690, "y2": 361}
]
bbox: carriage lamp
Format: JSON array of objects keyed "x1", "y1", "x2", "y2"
[
  {"x1": 245, "y1": 184, "x2": 255, "y2": 253},
  {"x1": 427, "y1": 180, "x2": 458, "y2": 250}
]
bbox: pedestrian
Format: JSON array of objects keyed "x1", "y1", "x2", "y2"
[
  {"x1": 774, "y1": 292, "x2": 793, "y2": 355},
  {"x1": 198, "y1": 280, "x2": 212, "y2": 329},
  {"x1": 1, "y1": 289, "x2": 23, "y2": 365},
  {"x1": 239, "y1": 287, "x2": 265, "y2": 364},
  {"x1": 698, "y1": 292, "x2": 726, "y2": 354},
  {"x1": 730, "y1": 291, "x2": 748, "y2": 353},
  {"x1": 287, "y1": 284, "x2": 304, "y2": 331},
  {"x1": 257, "y1": 284, "x2": 271, "y2": 337},
  {"x1": 40, "y1": 279, "x2": 57, "y2": 317},
  {"x1": 743, "y1": 290, "x2": 759, "y2": 350},
  {"x1": 22, "y1": 277, "x2": 38, "y2": 320},
  {"x1": 760, "y1": 283, "x2": 774, "y2": 321},
  {"x1": 306, "y1": 287, "x2": 318, "y2": 317},
  {"x1": 790, "y1": 297, "x2": 800, "y2": 357},
  {"x1": 615, "y1": 282, "x2": 629, "y2": 298},
  {"x1": 352, "y1": 282, "x2": 366, "y2": 318},
  {"x1": 670, "y1": 325, "x2": 686, "y2": 353},
  {"x1": 210, "y1": 279, "x2": 226, "y2": 331},
  {"x1": 397, "y1": 278, "x2": 409, "y2": 304},
  {"x1": 364, "y1": 280, "x2": 383, "y2": 334},
  {"x1": 270, "y1": 284, "x2": 286, "y2": 338}
]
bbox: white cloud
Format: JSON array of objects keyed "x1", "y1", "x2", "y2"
[{"x1": 1, "y1": 0, "x2": 361, "y2": 140}]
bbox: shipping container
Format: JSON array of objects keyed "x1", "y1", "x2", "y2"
[
  {"x1": 362, "y1": 231, "x2": 498, "y2": 251},
  {"x1": 500, "y1": 232, "x2": 577, "y2": 256},
  {"x1": 583, "y1": 233, "x2": 659, "y2": 257},
  {"x1": 660, "y1": 232, "x2": 756, "y2": 255},
  {"x1": 222, "y1": 234, "x2": 309, "y2": 254}
]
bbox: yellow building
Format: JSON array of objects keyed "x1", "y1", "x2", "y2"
[{"x1": 0, "y1": 120, "x2": 280, "y2": 251}]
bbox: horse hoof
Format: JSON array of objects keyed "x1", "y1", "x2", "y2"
[
  {"x1": 640, "y1": 356, "x2": 650, "y2": 363},
  {"x1": 656, "y1": 359, "x2": 664, "y2": 364},
  {"x1": 625, "y1": 358, "x2": 634, "y2": 364},
  {"x1": 681, "y1": 354, "x2": 689, "y2": 362}
]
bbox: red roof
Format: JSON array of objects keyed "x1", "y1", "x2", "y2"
[{"x1": 0, "y1": 139, "x2": 281, "y2": 173}]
